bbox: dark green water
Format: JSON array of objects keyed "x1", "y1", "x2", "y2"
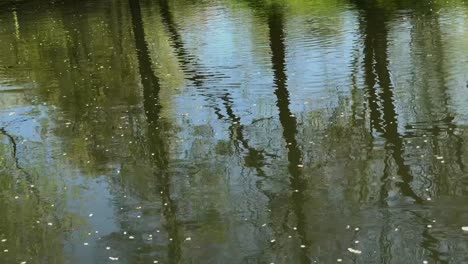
[{"x1": 0, "y1": 0, "x2": 468, "y2": 263}]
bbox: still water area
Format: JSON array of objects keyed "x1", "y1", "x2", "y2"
[{"x1": 1, "y1": 0, "x2": 468, "y2": 263}]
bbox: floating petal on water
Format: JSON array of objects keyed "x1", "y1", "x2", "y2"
[{"x1": 348, "y1": 248, "x2": 362, "y2": 254}]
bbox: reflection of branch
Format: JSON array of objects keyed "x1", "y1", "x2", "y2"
[
  {"x1": 268, "y1": 6, "x2": 310, "y2": 263},
  {"x1": 157, "y1": 0, "x2": 228, "y2": 114},
  {"x1": 220, "y1": 93, "x2": 271, "y2": 177},
  {"x1": 129, "y1": 0, "x2": 181, "y2": 261},
  {"x1": 0, "y1": 126, "x2": 47, "y2": 210},
  {"x1": 0, "y1": 127, "x2": 34, "y2": 182},
  {"x1": 359, "y1": 7, "x2": 422, "y2": 204}
]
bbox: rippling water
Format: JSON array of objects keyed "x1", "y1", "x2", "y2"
[{"x1": 0, "y1": 0, "x2": 468, "y2": 263}]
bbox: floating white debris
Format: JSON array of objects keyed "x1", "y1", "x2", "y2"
[
  {"x1": 3, "y1": 249, "x2": 8, "y2": 252},
  {"x1": 270, "y1": 239, "x2": 276, "y2": 243},
  {"x1": 423, "y1": 261, "x2": 428, "y2": 264},
  {"x1": 14, "y1": 196, "x2": 19, "y2": 199},
  {"x1": 84, "y1": 243, "x2": 88, "y2": 246},
  {"x1": 293, "y1": 227, "x2": 297, "y2": 230},
  {"x1": 129, "y1": 236, "x2": 134, "y2": 240},
  {"x1": 20, "y1": 262, "x2": 26, "y2": 264},
  {"x1": 185, "y1": 237, "x2": 192, "y2": 241},
  {"x1": 109, "y1": 257, "x2": 119, "y2": 261},
  {"x1": 337, "y1": 259, "x2": 343, "y2": 262},
  {"x1": 153, "y1": 261, "x2": 159, "y2": 263},
  {"x1": 300, "y1": 245, "x2": 306, "y2": 248},
  {"x1": 106, "y1": 247, "x2": 111, "y2": 250},
  {"x1": 297, "y1": 164, "x2": 304, "y2": 168},
  {"x1": 1, "y1": 239, "x2": 6, "y2": 242},
  {"x1": 89, "y1": 213, "x2": 93, "y2": 217},
  {"x1": 348, "y1": 248, "x2": 362, "y2": 254},
  {"x1": 355, "y1": 227, "x2": 360, "y2": 231},
  {"x1": 427, "y1": 225, "x2": 432, "y2": 228},
  {"x1": 262, "y1": 224, "x2": 267, "y2": 227},
  {"x1": 355, "y1": 240, "x2": 359, "y2": 244},
  {"x1": 48, "y1": 222, "x2": 53, "y2": 226},
  {"x1": 461, "y1": 226, "x2": 468, "y2": 232}
]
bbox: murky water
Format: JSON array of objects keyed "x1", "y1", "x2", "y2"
[{"x1": 0, "y1": 0, "x2": 468, "y2": 263}]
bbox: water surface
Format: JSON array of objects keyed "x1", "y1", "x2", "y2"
[{"x1": 1, "y1": 0, "x2": 468, "y2": 263}]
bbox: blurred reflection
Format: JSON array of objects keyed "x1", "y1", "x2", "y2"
[{"x1": 0, "y1": 0, "x2": 468, "y2": 263}]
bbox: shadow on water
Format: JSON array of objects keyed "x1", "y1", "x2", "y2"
[
  {"x1": 356, "y1": 0, "x2": 422, "y2": 204},
  {"x1": 267, "y1": 4, "x2": 310, "y2": 263},
  {"x1": 355, "y1": 1, "x2": 456, "y2": 262},
  {"x1": 129, "y1": 0, "x2": 181, "y2": 262}
]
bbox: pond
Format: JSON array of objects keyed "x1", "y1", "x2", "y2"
[{"x1": 0, "y1": 0, "x2": 468, "y2": 263}]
